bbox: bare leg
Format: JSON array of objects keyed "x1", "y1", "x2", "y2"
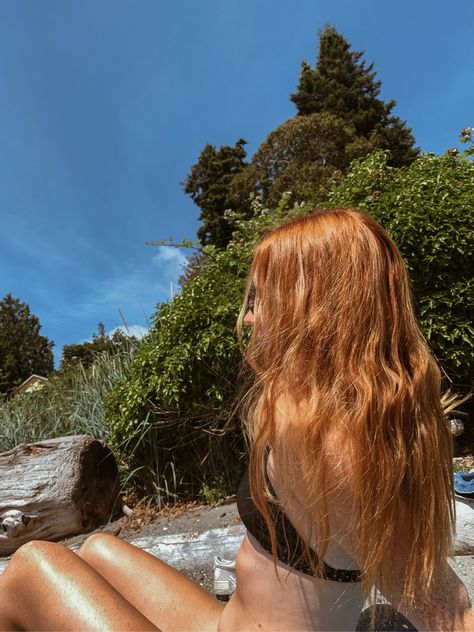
[
  {"x1": 77, "y1": 533, "x2": 224, "y2": 632},
  {"x1": 0, "y1": 540, "x2": 159, "y2": 631}
]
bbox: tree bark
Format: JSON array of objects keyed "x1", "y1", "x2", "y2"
[{"x1": 0, "y1": 435, "x2": 119, "y2": 554}]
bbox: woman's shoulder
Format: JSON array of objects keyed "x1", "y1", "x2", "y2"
[
  {"x1": 267, "y1": 401, "x2": 358, "y2": 557},
  {"x1": 273, "y1": 392, "x2": 355, "y2": 470},
  {"x1": 270, "y1": 393, "x2": 355, "y2": 498}
]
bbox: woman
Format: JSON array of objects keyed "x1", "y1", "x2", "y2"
[{"x1": 0, "y1": 208, "x2": 471, "y2": 631}]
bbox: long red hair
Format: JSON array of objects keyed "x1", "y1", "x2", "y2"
[{"x1": 237, "y1": 208, "x2": 454, "y2": 605}]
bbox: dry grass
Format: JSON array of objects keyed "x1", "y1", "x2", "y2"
[{"x1": 0, "y1": 345, "x2": 136, "y2": 453}]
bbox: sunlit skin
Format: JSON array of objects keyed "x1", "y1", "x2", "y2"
[
  {"x1": 243, "y1": 309, "x2": 254, "y2": 326},
  {"x1": 243, "y1": 277, "x2": 257, "y2": 326},
  {"x1": 0, "y1": 536, "x2": 224, "y2": 631}
]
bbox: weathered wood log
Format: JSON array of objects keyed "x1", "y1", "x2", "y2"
[{"x1": 0, "y1": 435, "x2": 119, "y2": 554}]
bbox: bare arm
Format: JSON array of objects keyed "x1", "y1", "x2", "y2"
[
  {"x1": 326, "y1": 469, "x2": 473, "y2": 631},
  {"x1": 327, "y1": 479, "x2": 473, "y2": 631},
  {"x1": 378, "y1": 554, "x2": 472, "y2": 632}
]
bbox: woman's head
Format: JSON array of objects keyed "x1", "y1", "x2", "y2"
[
  {"x1": 240, "y1": 208, "x2": 424, "y2": 401},
  {"x1": 240, "y1": 208, "x2": 454, "y2": 605}
]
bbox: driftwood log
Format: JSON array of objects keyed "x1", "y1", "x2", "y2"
[{"x1": 0, "y1": 435, "x2": 119, "y2": 554}]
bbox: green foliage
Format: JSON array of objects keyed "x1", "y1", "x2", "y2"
[
  {"x1": 105, "y1": 246, "x2": 247, "y2": 497},
  {"x1": 459, "y1": 127, "x2": 474, "y2": 158},
  {"x1": 60, "y1": 323, "x2": 137, "y2": 372},
  {"x1": 0, "y1": 343, "x2": 136, "y2": 454},
  {"x1": 183, "y1": 139, "x2": 249, "y2": 249},
  {"x1": 185, "y1": 25, "x2": 418, "y2": 250},
  {"x1": 0, "y1": 294, "x2": 54, "y2": 395},
  {"x1": 290, "y1": 25, "x2": 418, "y2": 167},
  {"x1": 200, "y1": 474, "x2": 228, "y2": 505},
  {"x1": 229, "y1": 112, "x2": 373, "y2": 209},
  {"x1": 327, "y1": 151, "x2": 474, "y2": 385},
  {"x1": 105, "y1": 196, "x2": 306, "y2": 501}
]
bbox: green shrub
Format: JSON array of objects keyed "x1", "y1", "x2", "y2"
[
  {"x1": 105, "y1": 197, "x2": 304, "y2": 501},
  {"x1": 201, "y1": 474, "x2": 229, "y2": 505},
  {"x1": 107, "y1": 150, "x2": 473, "y2": 502},
  {"x1": 105, "y1": 248, "x2": 246, "y2": 500},
  {"x1": 327, "y1": 151, "x2": 473, "y2": 387}
]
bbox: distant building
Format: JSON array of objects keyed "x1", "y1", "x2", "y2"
[{"x1": 15, "y1": 374, "x2": 48, "y2": 396}]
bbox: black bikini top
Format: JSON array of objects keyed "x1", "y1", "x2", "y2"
[{"x1": 236, "y1": 464, "x2": 361, "y2": 583}]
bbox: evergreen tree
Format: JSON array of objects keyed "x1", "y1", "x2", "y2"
[
  {"x1": 0, "y1": 294, "x2": 54, "y2": 394},
  {"x1": 290, "y1": 26, "x2": 418, "y2": 166},
  {"x1": 183, "y1": 139, "x2": 248, "y2": 248},
  {"x1": 60, "y1": 323, "x2": 136, "y2": 372},
  {"x1": 185, "y1": 25, "x2": 417, "y2": 236},
  {"x1": 95, "y1": 321, "x2": 107, "y2": 341}
]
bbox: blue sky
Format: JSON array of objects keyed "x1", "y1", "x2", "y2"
[{"x1": 0, "y1": 0, "x2": 472, "y2": 365}]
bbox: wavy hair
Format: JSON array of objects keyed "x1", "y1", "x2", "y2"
[{"x1": 237, "y1": 208, "x2": 455, "y2": 606}]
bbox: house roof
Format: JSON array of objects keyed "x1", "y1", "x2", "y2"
[{"x1": 15, "y1": 374, "x2": 49, "y2": 391}]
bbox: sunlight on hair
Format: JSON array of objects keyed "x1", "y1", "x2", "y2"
[{"x1": 238, "y1": 208, "x2": 456, "y2": 608}]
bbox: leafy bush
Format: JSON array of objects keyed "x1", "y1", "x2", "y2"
[
  {"x1": 201, "y1": 474, "x2": 229, "y2": 505},
  {"x1": 327, "y1": 151, "x2": 473, "y2": 387},
  {"x1": 105, "y1": 197, "x2": 304, "y2": 502},
  {"x1": 106, "y1": 248, "x2": 246, "y2": 500},
  {"x1": 107, "y1": 149, "x2": 473, "y2": 502}
]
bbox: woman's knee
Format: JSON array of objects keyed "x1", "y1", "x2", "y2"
[
  {"x1": 78, "y1": 531, "x2": 120, "y2": 562},
  {"x1": 3, "y1": 540, "x2": 61, "y2": 585},
  {"x1": 11, "y1": 539, "x2": 59, "y2": 563}
]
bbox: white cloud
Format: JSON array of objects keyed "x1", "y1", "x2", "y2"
[
  {"x1": 60, "y1": 248, "x2": 188, "y2": 321},
  {"x1": 152, "y1": 246, "x2": 187, "y2": 277}
]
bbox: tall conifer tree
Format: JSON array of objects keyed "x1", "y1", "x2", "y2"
[
  {"x1": 290, "y1": 26, "x2": 418, "y2": 166},
  {"x1": 183, "y1": 139, "x2": 248, "y2": 248}
]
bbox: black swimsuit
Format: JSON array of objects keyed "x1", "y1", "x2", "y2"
[{"x1": 236, "y1": 465, "x2": 361, "y2": 583}]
